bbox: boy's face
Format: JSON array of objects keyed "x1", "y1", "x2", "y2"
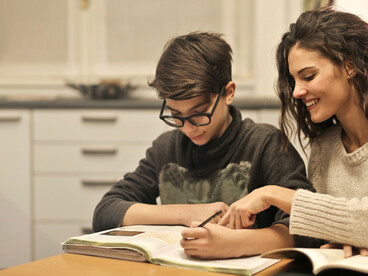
[{"x1": 165, "y1": 87, "x2": 233, "y2": 146}]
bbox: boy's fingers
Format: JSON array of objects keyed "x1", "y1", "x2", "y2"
[
  {"x1": 190, "y1": 221, "x2": 201, "y2": 228},
  {"x1": 181, "y1": 226, "x2": 206, "y2": 239}
]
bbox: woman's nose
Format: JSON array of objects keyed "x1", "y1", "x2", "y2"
[{"x1": 292, "y1": 84, "x2": 307, "y2": 99}]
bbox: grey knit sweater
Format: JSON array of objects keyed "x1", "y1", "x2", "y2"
[{"x1": 290, "y1": 125, "x2": 368, "y2": 248}]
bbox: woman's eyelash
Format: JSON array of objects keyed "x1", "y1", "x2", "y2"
[{"x1": 304, "y1": 74, "x2": 315, "y2": 81}]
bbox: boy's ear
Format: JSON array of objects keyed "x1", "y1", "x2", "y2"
[
  {"x1": 224, "y1": 81, "x2": 235, "y2": 105},
  {"x1": 344, "y1": 57, "x2": 357, "y2": 79}
]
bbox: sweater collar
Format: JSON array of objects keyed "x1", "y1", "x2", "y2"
[{"x1": 179, "y1": 105, "x2": 243, "y2": 175}]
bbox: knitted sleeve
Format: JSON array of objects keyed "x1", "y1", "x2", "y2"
[
  {"x1": 92, "y1": 131, "x2": 174, "y2": 232},
  {"x1": 290, "y1": 189, "x2": 368, "y2": 248}
]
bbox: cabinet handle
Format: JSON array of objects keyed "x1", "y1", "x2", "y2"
[
  {"x1": 81, "y1": 179, "x2": 116, "y2": 186},
  {"x1": 81, "y1": 115, "x2": 117, "y2": 123},
  {"x1": 81, "y1": 147, "x2": 118, "y2": 155},
  {"x1": 0, "y1": 115, "x2": 21, "y2": 122}
]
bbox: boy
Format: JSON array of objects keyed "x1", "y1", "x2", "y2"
[{"x1": 93, "y1": 32, "x2": 319, "y2": 258}]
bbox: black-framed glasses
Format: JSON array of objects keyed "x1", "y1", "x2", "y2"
[{"x1": 159, "y1": 86, "x2": 225, "y2": 128}]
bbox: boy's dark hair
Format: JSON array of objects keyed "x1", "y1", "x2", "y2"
[
  {"x1": 276, "y1": 6, "x2": 368, "y2": 149},
  {"x1": 148, "y1": 32, "x2": 232, "y2": 103}
]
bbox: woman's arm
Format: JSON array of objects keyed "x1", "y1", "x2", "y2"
[
  {"x1": 290, "y1": 189, "x2": 368, "y2": 249},
  {"x1": 218, "y1": 185, "x2": 295, "y2": 228}
]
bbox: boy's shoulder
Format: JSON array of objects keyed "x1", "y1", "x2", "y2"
[
  {"x1": 152, "y1": 129, "x2": 182, "y2": 146},
  {"x1": 241, "y1": 117, "x2": 279, "y2": 136}
]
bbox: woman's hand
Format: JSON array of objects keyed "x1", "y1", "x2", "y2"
[
  {"x1": 218, "y1": 186, "x2": 295, "y2": 229},
  {"x1": 218, "y1": 186, "x2": 271, "y2": 229},
  {"x1": 321, "y1": 243, "x2": 368, "y2": 257},
  {"x1": 180, "y1": 223, "x2": 245, "y2": 259}
]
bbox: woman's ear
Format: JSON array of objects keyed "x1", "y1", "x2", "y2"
[
  {"x1": 344, "y1": 57, "x2": 357, "y2": 79},
  {"x1": 224, "y1": 81, "x2": 236, "y2": 105}
]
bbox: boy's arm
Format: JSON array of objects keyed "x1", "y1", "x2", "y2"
[
  {"x1": 93, "y1": 131, "x2": 230, "y2": 231},
  {"x1": 93, "y1": 136, "x2": 164, "y2": 232},
  {"x1": 123, "y1": 202, "x2": 229, "y2": 227},
  {"x1": 180, "y1": 223, "x2": 293, "y2": 259}
]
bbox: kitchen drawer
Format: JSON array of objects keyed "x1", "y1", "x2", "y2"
[
  {"x1": 34, "y1": 223, "x2": 92, "y2": 260},
  {"x1": 34, "y1": 175, "x2": 121, "y2": 220},
  {"x1": 33, "y1": 109, "x2": 167, "y2": 142},
  {"x1": 34, "y1": 143, "x2": 148, "y2": 173}
]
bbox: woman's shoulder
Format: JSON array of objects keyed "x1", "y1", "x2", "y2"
[{"x1": 312, "y1": 124, "x2": 342, "y2": 147}]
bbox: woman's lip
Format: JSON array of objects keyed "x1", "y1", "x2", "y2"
[
  {"x1": 303, "y1": 98, "x2": 319, "y2": 110},
  {"x1": 307, "y1": 100, "x2": 319, "y2": 111}
]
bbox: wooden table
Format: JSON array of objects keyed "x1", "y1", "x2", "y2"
[{"x1": 0, "y1": 254, "x2": 297, "y2": 276}]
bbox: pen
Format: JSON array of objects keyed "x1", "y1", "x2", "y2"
[{"x1": 198, "y1": 210, "x2": 222, "y2": 227}]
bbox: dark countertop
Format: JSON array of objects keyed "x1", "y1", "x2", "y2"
[{"x1": 0, "y1": 96, "x2": 281, "y2": 110}]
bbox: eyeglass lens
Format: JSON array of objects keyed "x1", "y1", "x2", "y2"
[{"x1": 163, "y1": 115, "x2": 210, "y2": 127}]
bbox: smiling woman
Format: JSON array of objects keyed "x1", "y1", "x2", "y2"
[{"x1": 219, "y1": 6, "x2": 368, "y2": 257}]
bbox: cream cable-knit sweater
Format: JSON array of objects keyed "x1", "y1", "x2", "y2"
[{"x1": 290, "y1": 125, "x2": 368, "y2": 248}]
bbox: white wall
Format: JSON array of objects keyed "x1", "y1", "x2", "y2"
[{"x1": 335, "y1": 0, "x2": 368, "y2": 21}]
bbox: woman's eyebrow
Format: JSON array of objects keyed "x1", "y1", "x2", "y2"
[{"x1": 297, "y1": 66, "x2": 314, "y2": 74}]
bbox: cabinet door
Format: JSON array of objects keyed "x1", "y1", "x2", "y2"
[
  {"x1": 87, "y1": 0, "x2": 251, "y2": 79},
  {"x1": 35, "y1": 223, "x2": 92, "y2": 260},
  {"x1": 0, "y1": 0, "x2": 80, "y2": 82},
  {"x1": 0, "y1": 110, "x2": 31, "y2": 268}
]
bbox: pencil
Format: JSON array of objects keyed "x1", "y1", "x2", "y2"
[{"x1": 198, "y1": 210, "x2": 222, "y2": 227}]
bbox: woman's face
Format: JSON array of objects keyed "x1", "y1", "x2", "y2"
[{"x1": 288, "y1": 45, "x2": 357, "y2": 123}]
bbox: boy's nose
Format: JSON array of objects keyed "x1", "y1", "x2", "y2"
[{"x1": 181, "y1": 120, "x2": 197, "y2": 134}]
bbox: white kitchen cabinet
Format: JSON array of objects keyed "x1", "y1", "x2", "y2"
[
  {"x1": 32, "y1": 109, "x2": 166, "y2": 260},
  {"x1": 0, "y1": 110, "x2": 31, "y2": 268},
  {"x1": 33, "y1": 110, "x2": 165, "y2": 142},
  {"x1": 0, "y1": 0, "x2": 80, "y2": 82},
  {"x1": 34, "y1": 223, "x2": 90, "y2": 261},
  {"x1": 0, "y1": 0, "x2": 304, "y2": 98}
]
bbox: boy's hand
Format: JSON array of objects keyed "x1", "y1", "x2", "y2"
[
  {"x1": 183, "y1": 202, "x2": 229, "y2": 227},
  {"x1": 180, "y1": 223, "x2": 244, "y2": 259},
  {"x1": 218, "y1": 187, "x2": 271, "y2": 229}
]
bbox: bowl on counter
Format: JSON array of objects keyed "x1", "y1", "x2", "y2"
[{"x1": 66, "y1": 79, "x2": 136, "y2": 100}]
